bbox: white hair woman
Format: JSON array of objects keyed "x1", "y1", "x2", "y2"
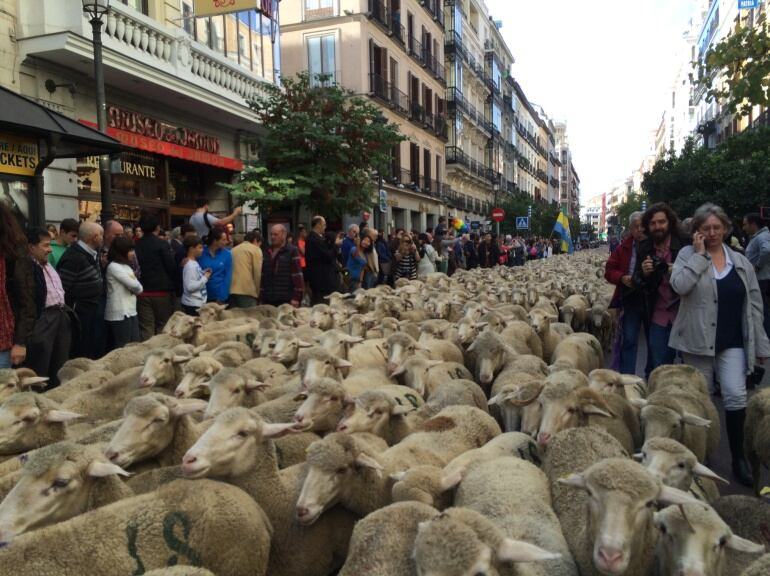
[{"x1": 669, "y1": 203, "x2": 770, "y2": 486}]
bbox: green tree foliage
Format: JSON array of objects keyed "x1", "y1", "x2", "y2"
[
  {"x1": 694, "y1": 14, "x2": 770, "y2": 117},
  {"x1": 616, "y1": 192, "x2": 648, "y2": 227},
  {"x1": 496, "y1": 195, "x2": 570, "y2": 239},
  {"x1": 229, "y1": 73, "x2": 406, "y2": 219},
  {"x1": 642, "y1": 128, "x2": 770, "y2": 221}
]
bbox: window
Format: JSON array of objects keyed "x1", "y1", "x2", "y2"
[
  {"x1": 182, "y1": 2, "x2": 193, "y2": 35},
  {"x1": 121, "y1": 0, "x2": 148, "y2": 14},
  {"x1": 307, "y1": 34, "x2": 336, "y2": 84},
  {"x1": 305, "y1": 0, "x2": 335, "y2": 20}
]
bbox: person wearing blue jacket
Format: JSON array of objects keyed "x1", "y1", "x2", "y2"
[{"x1": 198, "y1": 227, "x2": 233, "y2": 305}]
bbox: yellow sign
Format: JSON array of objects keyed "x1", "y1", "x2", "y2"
[
  {"x1": 193, "y1": 0, "x2": 256, "y2": 17},
  {"x1": 0, "y1": 133, "x2": 38, "y2": 177}
]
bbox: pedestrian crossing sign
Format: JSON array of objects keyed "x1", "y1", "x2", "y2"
[{"x1": 516, "y1": 216, "x2": 529, "y2": 229}]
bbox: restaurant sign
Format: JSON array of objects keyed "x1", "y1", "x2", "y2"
[
  {"x1": 0, "y1": 133, "x2": 38, "y2": 177},
  {"x1": 194, "y1": 0, "x2": 273, "y2": 17}
]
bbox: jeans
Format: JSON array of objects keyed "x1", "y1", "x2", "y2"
[
  {"x1": 0, "y1": 350, "x2": 9, "y2": 368},
  {"x1": 230, "y1": 294, "x2": 257, "y2": 308},
  {"x1": 682, "y1": 349, "x2": 748, "y2": 410},
  {"x1": 620, "y1": 307, "x2": 649, "y2": 375},
  {"x1": 647, "y1": 323, "x2": 676, "y2": 376},
  {"x1": 107, "y1": 316, "x2": 141, "y2": 349}
]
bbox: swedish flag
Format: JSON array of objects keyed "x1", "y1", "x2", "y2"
[{"x1": 553, "y1": 211, "x2": 574, "y2": 254}]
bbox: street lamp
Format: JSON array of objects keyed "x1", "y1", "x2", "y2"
[
  {"x1": 371, "y1": 111, "x2": 387, "y2": 233},
  {"x1": 492, "y1": 180, "x2": 500, "y2": 236},
  {"x1": 82, "y1": 0, "x2": 113, "y2": 223}
]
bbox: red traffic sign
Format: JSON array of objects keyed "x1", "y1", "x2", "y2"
[{"x1": 491, "y1": 207, "x2": 505, "y2": 222}]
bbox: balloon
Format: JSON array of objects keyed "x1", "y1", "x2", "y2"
[
  {"x1": 454, "y1": 219, "x2": 464, "y2": 230},
  {"x1": 460, "y1": 225, "x2": 469, "y2": 234}
]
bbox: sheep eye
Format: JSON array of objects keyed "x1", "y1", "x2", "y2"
[
  {"x1": 718, "y1": 536, "x2": 727, "y2": 548},
  {"x1": 329, "y1": 396, "x2": 338, "y2": 402},
  {"x1": 268, "y1": 343, "x2": 276, "y2": 349},
  {"x1": 658, "y1": 524, "x2": 668, "y2": 535},
  {"x1": 646, "y1": 500, "x2": 656, "y2": 508},
  {"x1": 152, "y1": 418, "x2": 166, "y2": 424},
  {"x1": 567, "y1": 407, "x2": 577, "y2": 414},
  {"x1": 325, "y1": 360, "x2": 331, "y2": 365},
  {"x1": 677, "y1": 462, "x2": 686, "y2": 469},
  {"x1": 237, "y1": 430, "x2": 249, "y2": 438},
  {"x1": 52, "y1": 478, "x2": 70, "y2": 489},
  {"x1": 336, "y1": 467, "x2": 347, "y2": 474}
]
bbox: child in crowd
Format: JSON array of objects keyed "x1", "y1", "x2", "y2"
[{"x1": 181, "y1": 236, "x2": 211, "y2": 316}]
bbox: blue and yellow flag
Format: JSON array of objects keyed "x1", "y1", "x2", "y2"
[{"x1": 553, "y1": 211, "x2": 574, "y2": 254}]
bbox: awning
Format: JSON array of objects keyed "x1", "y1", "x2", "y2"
[{"x1": 0, "y1": 84, "x2": 123, "y2": 159}]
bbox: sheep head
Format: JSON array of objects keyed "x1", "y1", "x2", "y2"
[
  {"x1": 336, "y1": 391, "x2": 411, "y2": 436},
  {"x1": 175, "y1": 356, "x2": 223, "y2": 399},
  {"x1": 204, "y1": 369, "x2": 267, "y2": 418},
  {"x1": 0, "y1": 369, "x2": 48, "y2": 402},
  {"x1": 292, "y1": 379, "x2": 350, "y2": 433},
  {"x1": 635, "y1": 437, "x2": 727, "y2": 492},
  {"x1": 0, "y1": 393, "x2": 83, "y2": 456}
]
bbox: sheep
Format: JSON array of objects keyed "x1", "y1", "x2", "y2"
[
  {"x1": 270, "y1": 332, "x2": 315, "y2": 366},
  {"x1": 292, "y1": 379, "x2": 352, "y2": 433},
  {"x1": 390, "y1": 357, "x2": 472, "y2": 398},
  {"x1": 338, "y1": 501, "x2": 440, "y2": 576},
  {"x1": 654, "y1": 503, "x2": 765, "y2": 576},
  {"x1": 0, "y1": 479, "x2": 273, "y2": 576},
  {"x1": 549, "y1": 332, "x2": 604, "y2": 375},
  {"x1": 588, "y1": 368, "x2": 648, "y2": 404},
  {"x1": 174, "y1": 356, "x2": 223, "y2": 399},
  {"x1": 58, "y1": 366, "x2": 146, "y2": 423},
  {"x1": 535, "y1": 380, "x2": 640, "y2": 453},
  {"x1": 335, "y1": 390, "x2": 419, "y2": 445},
  {"x1": 0, "y1": 369, "x2": 48, "y2": 402},
  {"x1": 468, "y1": 330, "x2": 517, "y2": 388},
  {"x1": 559, "y1": 294, "x2": 590, "y2": 331},
  {"x1": 308, "y1": 304, "x2": 335, "y2": 330},
  {"x1": 56, "y1": 357, "x2": 95, "y2": 384},
  {"x1": 384, "y1": 333, "x2": 461, "y2": 376},
  {"x1": 488, "y1": 375, "x2": 545, "y2": 434},
  {"x1": 204, "y1": 368, "x2": 269, "y2": 418},
  {"x1": 588, "y1": 304, "x2": 615, "y2": 351},
  {"x1": 555, "y1": 457, "x2": 698, "y2": 576},
  {"x1": 390, "y1": 466, "x2": 454, "y2": 510},
  {"x1": 43, "y1": 369, "x2": 115, "y2": 403},
  {"x1": 0, "y1": 393, "x2": 83, "y2": 457},
  {"x1": 528, "y1": 308, "x2": 573, "y2": 362},
  {"x1": 442, "y1": 432, "x2": 543, "y2": 482},
  {"x1": 191, "y1": 320, "x2": 262, "y2": 349},
  {"x1": 253, "y1": 328, "x2": 279, "y2": 357},
  {"x1": 449, "y1": 457, "x2": 577, "y2": 576},
  {"x1": 711, "y1": 495, "x2": 770, "y2": 568},
  {"x1": 635, "y1": 437, "x2": 727, "y2": 503},
  {"x1": 499, "y1": 320, "x2": 544, "y2": 358},
  {"x1": 292, "y1": 346, "x2": 352, "y2": 387},
  {"x1": 741, "y1": 555, "x2": 770, "y2": 576},
  {"x1": 143, "y1": 569, "x2": 215, "y2": 576},
  {"x1": 104, "y1": 393, "x2": 207, "y2": 470},
  {"x1": 647, "y1": 364, "x2": 711, "y2": 396},
  {"x1": 412, "y1": 506, "x2": 562, "y2": 576},
  {"x1": 137, "y1": 348, "x2": 191, "y2": 389},
  {"x1": 295, "y1": 406, "x2": 500, "y2": 524},
  {"x1": 745, "y1": 387, "x2": 770, "y2": 495},
  {"x1": 181, "y1": 408, "x2": 357, "y2": 576},
  {"x1": 205, "y1": 340, "x2": 253, "y2": 367},
  {"x1": 633, "y1": 385, "x2": 720, "y2": 462},
  {"x1": 0, "y1": 442, "x2": 132, "y2": 542}
]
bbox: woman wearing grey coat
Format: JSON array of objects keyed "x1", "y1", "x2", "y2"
[{"x1": 669, "y1": 203, "x2": 770, "y2": 486}]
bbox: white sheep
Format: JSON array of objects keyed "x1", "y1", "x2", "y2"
[
  {"x1": 174, "y1": 355, "x2": 223, "y2": 399},
  {"x1": 204, "y1": 368, "x2": 269, "y2": 418},
  {"x1": 0, "y1": 369, "x2": 48, "y2": 402},
  {"x1": 0, "y1": 393, "x2": 83, "y2": 458},
  {"x1": 390, "y1": 357, "x2": 472, "y2": 398},
  {"x1": 549, "y1": 332, "x2": 605, "y2": 375},
  {"x1": 745, "y1": 387, "x2": 770, "y2": 495}
]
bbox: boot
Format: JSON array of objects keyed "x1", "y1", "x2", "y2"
[{"x1": 725, "y1": 408, "x2": 753, "y2": 487}]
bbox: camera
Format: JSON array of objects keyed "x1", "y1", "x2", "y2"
[{"x1": 650, "y1": 255, "x2": 668, "y2": 274}]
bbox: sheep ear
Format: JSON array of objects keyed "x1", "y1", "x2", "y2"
[
  {"x1": 389, "y1": 470, "x2": 407, "y2": 482},
  {"x1": 288, "y1": 363, "x2": 300, "y2": 373},
  {"x1": 19, "y1": 376, "x2": 49, "y2": 388},
  {"x1": 88, "y1": 460, "x2": 131, "y2": 478},
  {"x1": 488, "y1": 394, "x2": 502, "y2": 406},
  {"x1": 692, "y1": 462, "x2": 729, "y2": 484},
  {"x1": 425, "y1": 360, "x2": 443, "y2": 368},
  {"x1": 193, "y1": 345, "x2": 207, "y2": 355},
  {"x1": 342, "y1": 335, "x2": 364, "y2": 344},
  {"x1": 474, "y1": 321, "x2": 489, "y2": 329},
  {"x1": 334, "y1": 358, "x2": 353, "y2": 369},
  {"x1": 391, "y1": 405, "x2": 412, "y2": 417},
  {"x1": 354, "y1": 453, "x2": 384, "y2": 475},
  {"x1": 681, "y1": 413, "x2": 711, "y2": 428},
  {"x1": 658, "y1": 485, "x2": 699, "y2": 506},
  {"x1": 497, "y1": 539, "x2": 561, "y2": 563},
  {"x1": 45, "y1": 410, "x2": 84, "y2": 423},
  {"x1": 172, "y1": 355, "x2": 189, "y2": 364},
  {"x1": 466, "y1": 340, "x2": 478, "y2": 352},
  {"x1": 297, "y1": 340, "x2": 313, "y2": 349},
  {"x1": 245, "y1": 380, "x2": 268, "y2": 391},
  {"x1": 439, "y1": 469, "x2": 464, "y2": 491},
  {"x1": 558, "y1": 473, "x2": 587, "y2": 490},
  {"x1": 390, "y1": 364, "x2": 407, "y2": 377},
  {"x1": 260, "y1": 421, "x2": 298, "y2": 439},
  {"x1": 632, "y1": 453, "x2": 644, "y2": 462},
  {"x1": 293, "y1": 392, "x2": 309, "y2": 402},
  {"x1": 725, "y1": 534, "x2": 766, "y2": 554},
  {"x1": 582, "y1": 404, "x2": 614, "y2": 418},
  {"x1": 630, "y1": 398, "x2": 648, "y2": 409},
  {"x1": 171, "y1": 399, "x2": 208, "y2": 417}
]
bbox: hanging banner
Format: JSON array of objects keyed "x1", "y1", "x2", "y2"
[{"x1": 193, "y1": 0, "x2": 258, "y2": 17}]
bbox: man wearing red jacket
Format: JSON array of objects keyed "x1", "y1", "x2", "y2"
[{"x1": 604, "y1": 211, "x2": 648, "y2": 374}]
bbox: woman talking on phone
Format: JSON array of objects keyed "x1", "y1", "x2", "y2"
[
  {"x1": 198, "y1": 226, "x2": 233, "y2": 305},
  {"x1": 669, "y1": 203, "x2": 770, "y2": 486}
]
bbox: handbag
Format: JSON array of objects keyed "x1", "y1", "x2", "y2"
[{"x1": 746, "y1": 365, "x2": 766, "y2": 390}]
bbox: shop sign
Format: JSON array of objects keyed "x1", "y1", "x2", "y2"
[
  {"x1": 0, "y1": 133, "x2": 38, "y2": 177},
  {"x1": 194, "y1": 0, "x2": 272, "y2": 17},
  {"x1": 118, "y1": 158, "x2": 156, "y2": 179},
  {"x1": 108, "y1": 106, "x2": 220, "y2": 154}
]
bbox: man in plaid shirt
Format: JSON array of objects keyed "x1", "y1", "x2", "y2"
[{"x1": 260, "y1": 224, "x2": 304, "y2": 307}]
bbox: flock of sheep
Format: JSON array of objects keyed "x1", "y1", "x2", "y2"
[{"x1": 0, "y1": 250, "x2": 769, "y2": 576}]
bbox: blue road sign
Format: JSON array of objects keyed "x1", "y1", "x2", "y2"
[
  {"x1": 739, "y1": 0, "x2": 759, "y2": 10},
  {"x1": 516, "y1": 216, "x2": 530, "y2": 230},
  {"x1": 470, "y1": 220, "x2": 480, "y2": 230}
]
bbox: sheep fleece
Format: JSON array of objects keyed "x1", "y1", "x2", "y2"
[{"x1": 0, "y1": 479, "x2": 272, "y2": 576}]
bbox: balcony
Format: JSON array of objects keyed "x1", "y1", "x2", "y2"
[
  {"x1": 17, "y1": 0, "x2": 275, "y2": 127},
  {"x1": 368, "y1": 73, "x2": 446, "y2": 139},
  {"x1": 368, "y1": 0, "x2": 405, "y2": 45},
  {"x1": 444, "y1": 30, "x2": 467, "y2": 61},
  {"x1": 446, "y1": 87, "x2": 492, "y2": 136},
  {"x1": 382, "y1": 168, "x2": 445, "y2": 200},
  {"x1": 446, "y1": 146, "x2": 494, "y2": 182},
  {"x1": 419, "y1": 0, "x2": 445, "y2": 29}
]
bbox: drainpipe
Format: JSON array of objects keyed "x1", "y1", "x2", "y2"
[{"x1": 30, "y1": 134, "x2": 59, "y2": 227}]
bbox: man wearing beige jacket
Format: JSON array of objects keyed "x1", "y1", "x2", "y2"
[{"x1": 230, "y1": 231, "x2": 263, "y2": 308}]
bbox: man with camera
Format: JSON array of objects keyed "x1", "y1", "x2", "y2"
[{"x1": 633, "y1": 203, "x2": 686, "y2": 376}]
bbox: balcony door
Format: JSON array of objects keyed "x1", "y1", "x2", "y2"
[
  {"x1": 410, "y1": 143, "x2": 420, "y2": 186},
  {"x1": 369, "y1": 41, "x2": 387, "y2": 96}
]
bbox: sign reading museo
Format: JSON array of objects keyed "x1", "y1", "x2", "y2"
[
  {"x1": 0, "y1": 133, "x2": 38, "y2": 177},
  {"x1": 194, "y1": 0, "x2": 274, "y2": 17}
]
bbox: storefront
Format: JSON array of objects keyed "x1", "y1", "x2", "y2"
[
  {"x1": 0, "y1": 85, "x2": 123, "y2": 226},
  {"x1": 78, "y1": 105, "x2": 244, "y2": 229}
]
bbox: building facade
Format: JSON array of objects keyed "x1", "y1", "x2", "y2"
[
  {"x1": 553, "y1": 121, "x2": 579, "y2": 218},
  {"x1": 2, "y1": 0, "x2": 281, "y2": 228},
  {"x1": 281, "y1": 0, "x2": 449, "y2": 232}
]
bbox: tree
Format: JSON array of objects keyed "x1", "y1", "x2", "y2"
[
  {"x1": 693, "y1": 13, "x2": 770, "y2": 117},
  {"x1": 227, "y1": 73, "x2": 406, "y2": 219},
  {"x1": 497, "y1": 195, "x2": 565, "y2": 239},
  {"x1": 642, "y1": 128, "x2": 770, "y2": 222},
  {"x1": 616, "y1": 192, "x2": 648, "y2": 227}
]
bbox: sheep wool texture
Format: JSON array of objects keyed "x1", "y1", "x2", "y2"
[
  {"x1": 0, "y1": 479, "x2": 272, "y2": 576},
  {"x1": 712, "y1": 495, "x2": 770, "y2": 574}
]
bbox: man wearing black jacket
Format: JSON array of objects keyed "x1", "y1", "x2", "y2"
[
  {"x1": 134, "y1": 214, "x2": 176, "y2": 340},
  {"x1": 57, "y1": 221, "x2": 104, "y2": 359},
  {"x1": 632, "y1": 203, "x2": 686, "y2": 376},
  {"x1": 305, "y1": 216, "x2": 342, "y2": 305}
]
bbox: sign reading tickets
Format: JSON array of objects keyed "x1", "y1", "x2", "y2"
[
  {"x1": 194, "y1": 0, "x2": 259, "y2": 17},
  {"x1": 0, "y1": 133, "x2": 38, "y2": 177}
]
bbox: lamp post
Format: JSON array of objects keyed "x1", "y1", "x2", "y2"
[
  {"x1": 371, "y1": 111, "x2": 387, "y2": 233},
  {"x1": 492, "y1": 180, "x2": 500, "y2": 237},
  {"x1": 82, "y1": 0, "x2": 113, "y2": 223}
]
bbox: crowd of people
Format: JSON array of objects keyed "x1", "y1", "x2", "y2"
[{"x1": 604, "y1": 202, "x2": 770, "y2": 487}]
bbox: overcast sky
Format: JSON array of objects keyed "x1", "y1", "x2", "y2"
[{"x1": 485, "y1": 0, "x2": 696, "y2": 203}]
